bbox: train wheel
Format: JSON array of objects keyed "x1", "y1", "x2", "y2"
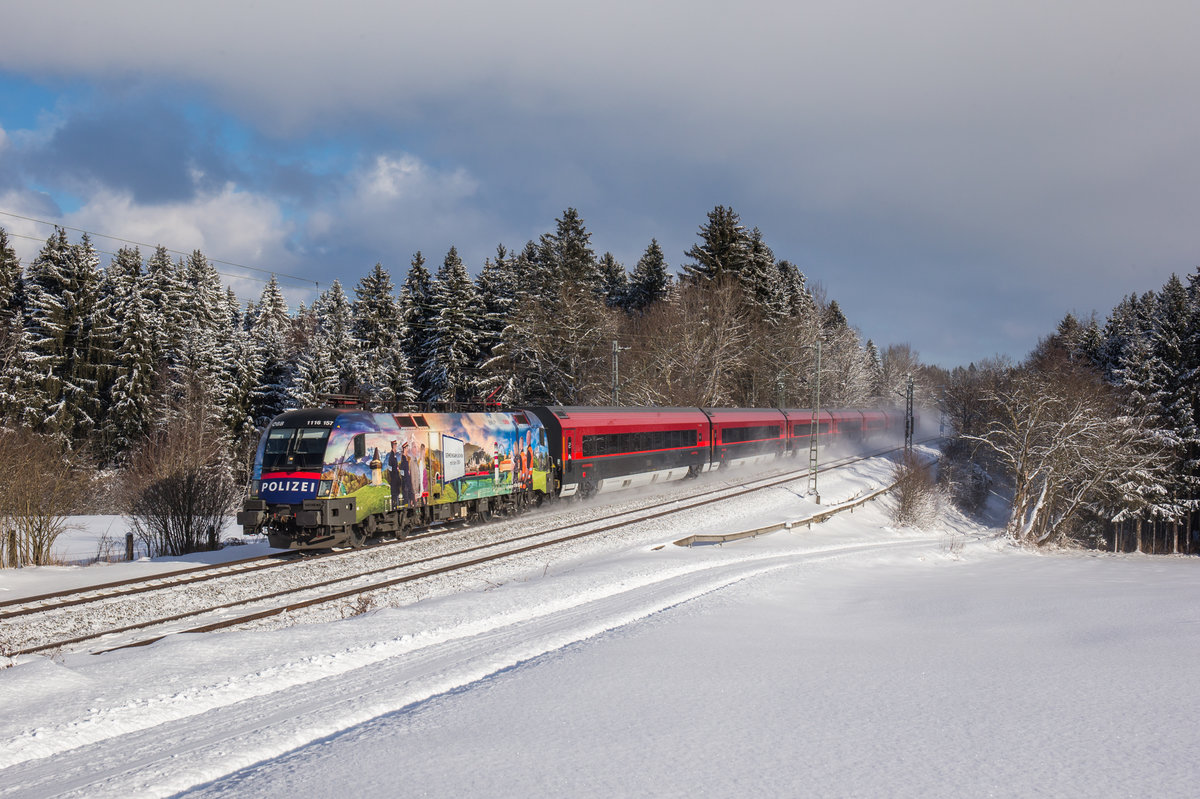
[
  {"x1": 348, "y1": 528, "x2": 367, "y2": 549},
  {"x1": 579, "y1": 480, "x2": 595, "y2": 501}
]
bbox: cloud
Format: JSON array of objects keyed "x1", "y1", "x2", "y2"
[
  {"x1": 300, "y1": 152, "x2": 492, "y2": 274},
  {"x1": 3, "y1": 1, "x2": 1200, "y2": 365}
]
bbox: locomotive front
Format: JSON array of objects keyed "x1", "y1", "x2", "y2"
[{"x1": 237, "y1": 409, "x2": 350, "y2": 549}]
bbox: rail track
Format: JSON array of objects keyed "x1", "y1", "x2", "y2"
[{"x1": 5, "y1": 442, "x2": 928, "y2": 658}]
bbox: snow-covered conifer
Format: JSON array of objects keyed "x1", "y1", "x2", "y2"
[
  {"x1": 353, "y1": 263, "x2": 414, "y2": 409},
  {"x1": 399, "y1": 252, "x2": 436, "y2": 402},
  {"x1": 288, "y1": 336, "x2": 337, "y2": 409},
  {"x1": 0, "y1": 227, "x2": 22, "y2": 325},
  {"x1": 597, "y1": 252, "x2": 628, "y2": 309},
  {"x1": 681, "y1": 205, "x2": 750, "y2": 284},
  {"x1": 538, "y1": 208, "x2": 600, "y2": 294},
  {"x1": 313, "y1": 279, "x2": 360, "y2": 396},
  {"x1": 250, "y1": 276, "x2": 294, "y2": 428},
  {"x1": 743, "y1": 227, "x2": 786, "y2": 323},
  {"x1": 23, "y1": 228, "x2": 105, "y2": 443},
  {"x1": 423, "y1": 246, "x2": 483, "y2": 404},
  {"x1": 625, "y1": 239, "x2": 671, "y2": 313},
  {"x1": 104, "y1": 279, "x2": 158, "y2": 459}
]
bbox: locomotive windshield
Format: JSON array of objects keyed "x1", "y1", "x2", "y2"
[{"x1": 262, "y1": 427, "x2": 330, "y2": 471}]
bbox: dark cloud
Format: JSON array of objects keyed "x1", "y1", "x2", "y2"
[
  {"x1": 20, "y1": 92, "x2": 244, "y2": 204},
  {"x1": 3, "y1": 1, "x2": 1200, "y2": 366}
]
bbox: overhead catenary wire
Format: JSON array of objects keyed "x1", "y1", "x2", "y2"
[
  {"x1": 1, "y1": 230, "x2": 300, "y2": 292},
  {"x1": 0, "y1": 208, "x2": 318, "y2": 290}
]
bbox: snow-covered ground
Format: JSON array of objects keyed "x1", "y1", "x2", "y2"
[
  {"x1": 0, "y1": 516, "x2": 273, "y2": 602},
  {"x1": 3, "y1": 450, "x2": 1198, "y2": 797}
]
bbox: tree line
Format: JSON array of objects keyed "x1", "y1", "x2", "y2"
[
  {"x1": 0, "y1": 206, "x2": 912, "y2": 561},
  {"x1": 936, "y1": 270, "x2": 1200, "y2": 553}
]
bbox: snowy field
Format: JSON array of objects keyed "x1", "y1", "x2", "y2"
[{"x1": 2, "y1": 451, "x2": 1199, "y2": 797}]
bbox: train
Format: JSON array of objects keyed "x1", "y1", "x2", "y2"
[{"x1": 237, "y1": 406, "x2": 902, "y2": 550}]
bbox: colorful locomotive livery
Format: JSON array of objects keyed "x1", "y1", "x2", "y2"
[
  {"x1": 240, "y1": 405, "x2": 902, "y2": 550},
  {"x1": 242, "y1": 408, "x2": 551, "y2": 549}
]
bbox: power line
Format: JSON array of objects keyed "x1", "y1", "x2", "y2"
[
  {"x1": 0, "y1": 208, "x2": 318, "y2": 289},
  {"x1": 2, "y1": 230, "x2": 294, "y2": 290}
]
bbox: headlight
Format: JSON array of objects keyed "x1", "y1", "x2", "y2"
[
  {"x1": 250, "y1": 479, "x2": 261, "y2": 498},
  {"x1": 318, "y1": 480, "x2": 333, "y2": 497}
]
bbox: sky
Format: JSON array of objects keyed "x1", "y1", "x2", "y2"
[{"x1": 1, "y1": 1, "x2": 1198, "y2": 367}]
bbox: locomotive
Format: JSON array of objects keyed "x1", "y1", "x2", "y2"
[{"x1": 237, "y1": 405, "x2": 899, "y2": 550}]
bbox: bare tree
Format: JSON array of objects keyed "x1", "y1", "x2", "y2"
[
  {"x1": 891, "y1": 453, "x2": 944, "y2": 528},
  {"x1": 964, "y1": 365, "x2": 1169, "y2": 547},
  {"x1": 620, "y1": 279, "x2": 753, "y2": 406},
  {"x1": 0, "y1": 428, "x2": 77, "y2": 567},
  {"x1": 121, "y1": 390, "x2": 240, "y2": 556}
]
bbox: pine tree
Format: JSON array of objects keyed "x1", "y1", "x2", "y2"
[
  {"x1": 313, "y1": 279, "x2": 359, "y2": 397},
  {"x1": 0, "y1": 227, "x2": 29, "y2": 425},
  {"x1": 399, "y1": 251, "x2": 436, "y2": 402},
  {"x1": 476, "y1": 245, "x2": 516, "y2": 342},
  {"x1": 538, "y1": 208, "x2": 600, "y2": 294},
  {"x1": 23, "y1": 228, "x2": 105, "y2": 444},
  {"x1": 597, "y1": 252, "x2": 628, "y2": 309},
  {"x1": 480, "y1": 242, "x2": 537, "y2": 400},
  {"x1": 104, "y1": 279, "x2": 158, "y2": 459},
  {"x1": 0, "y1": 227, "x2": 22, "y2": 326},
  {"x1": 0, "y1": 324, "x2": 50, "y2": 428},
  {"x1": 288, "y1": 335, "x2": 337, "y2": 409},
  {"x1": 743, "y1": 227, "x2": 787, "y2": 323},
  {"x1": 222, "y1": 320, "x2": 264, "y2": 458},
  {"x1": 777, "y1": 260, "x2": 816, "y2": 321},
  {"x1": 681, "y1": 205, "x2": 750, "y2": 284},
  {"x1": 250, "y1": 275, "x2": 294, "y2": 427},
  {"x1": 626, "y1": 239, "x2": 671, "y2": 313},
  {"x1": 423, "y1": 246, "x2": 483, "y2": 404},
  {"x1": 1110, "y1": 331, "x2": 1174, "y2": 523},
  {"x1": 1150, "y1": 274, "x2": 1199, "y2": 520},
  {"x1": 164, "y1": 251, "x2": 232, "y2": 425},
  {"x1": 95, "y1": 247, "x2": 149, "y2": 459},
  {"x1": 865, "y1": 339, "x2": 885, "y2": 402},
  {"x1": 142, "y1": 245, "x2": 185, "y2": 367},
  {"x1": 374, "y1": 339, "x2": 417, "y2": 409},
  {"x1": 823, "y1": 299, "x2": 849, "y2": 333},
  {"x1": 353, "y1": 263, "x2": 414, "y2": 409}
]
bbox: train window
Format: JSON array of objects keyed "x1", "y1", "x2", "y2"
[
  {"x1": 512, "y1": 412, "x2": 529, "y2": 425},
  {"x1": 263, "y1": 427, "x2": 330, "y2": 471},
  {"x1": 723, "y1": 425, "x2": 781, "y2": 444},
  {"x1": 792, "y1": 423, "x2": 830, "y2": 436},
  {"x1": 394, "y1": 415, "x2": 414, "y2": 427},
  {"x1": 413, "y1": 415, "x2": 429, "y2": 428},
  {"x1": 581, "y1": 428, "x2": 698, "y2": 456}
]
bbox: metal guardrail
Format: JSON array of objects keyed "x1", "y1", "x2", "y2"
[
  {"x1": 672, "y1": 483, "x2": 893, "y2": 547},
  {"x1": 671, "y1": 447, "x2": 943, "y2": 547}
]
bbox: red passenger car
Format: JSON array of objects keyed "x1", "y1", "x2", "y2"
[
  {"x1": 523, "y1": 406, "x2": 711, "y2": 498},
  {"x1": 703, "y1": 408, "x2": 788, "y2": 469}
]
